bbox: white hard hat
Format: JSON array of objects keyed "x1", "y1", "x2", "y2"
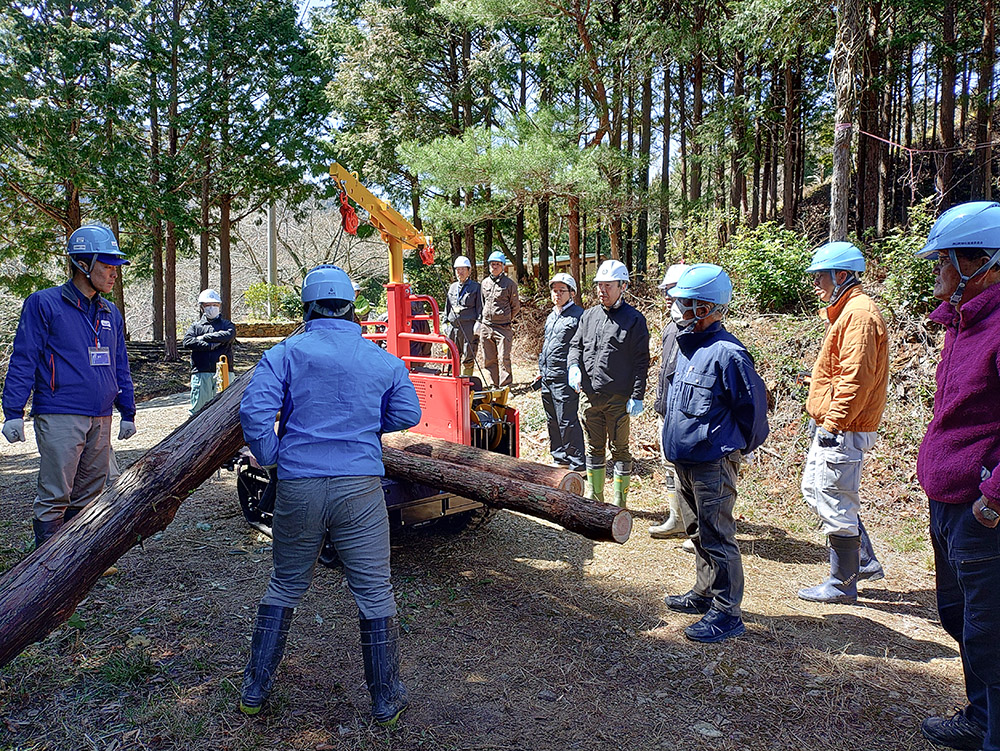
[
  {"x1": 453, "y1": 255, "x2": 472, "y2": 269},
  {"x1": 594, "y1": 259, "x2": 629, "y2": 283},
  {"x1": 198, "y1": 288, "x2": 222, "y2": 305},
  {"x1": 549, "y1": 272, "x2": 577, "y2": 293},
  {"x1": 659, "y1": 263, "x2": 690, "y2": 289}
]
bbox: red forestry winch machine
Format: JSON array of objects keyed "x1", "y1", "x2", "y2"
[{"x1": 233, "y1": 164, "x2": 520, "y2": 552}]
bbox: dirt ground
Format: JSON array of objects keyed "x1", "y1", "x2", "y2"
[{"x1": 0, "y1": 313, "x2": 965, "y2": 751}]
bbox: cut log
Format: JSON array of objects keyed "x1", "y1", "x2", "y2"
[
  {"x1": 382, "y1": 447, "x2": 631, "y2": 545},
  {"x1": 0, "y1": 369, "x2": 252, "y2": 670},
  {"x1": 0, "y1": 367, "x2": 630, "y2": 670},
  {"x1": 383, "y1": 431, "x2": 585, "y2": 496}
]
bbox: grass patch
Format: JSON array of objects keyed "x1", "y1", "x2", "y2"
[
  {"x1": 98, "y1": 648, "x2": 156, "y2": 686},
  {"x1": 888, "y1": 517, "x2": 927, "y2": 554}
]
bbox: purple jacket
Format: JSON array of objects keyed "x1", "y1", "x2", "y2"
[{"x1": 917, "y1": 283, "x2": 1000, "y2": 504}]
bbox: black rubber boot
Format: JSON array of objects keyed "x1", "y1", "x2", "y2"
[
  {"x1": 32, "y1": 519, "x2": 63, "y2": 550},
  {"x1": 797, "y1": 534, "x2": 860, "y2": 604},
  {"x1": 857, "y1": 517, "x2": 884, "y2": 581},
  {"x1": 360, "y1": 616, "x2": 409, "y2": 726},
  {"x1": 239, "y1": 604, "x2": 294, "y2": 715}
]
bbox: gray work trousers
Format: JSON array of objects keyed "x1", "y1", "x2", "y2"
[
  {"x1": 801, "y1": 425, "x2": 878, "y2": 536},
  {"x1": 444, "y1": 319, "x2": 479, "y2": 369},
  {"x1": 189, "y1": 372, "x2": 218, "y2": 416},
  {"x1": 675, "y1": 452, "x2": 744, "y2": 616},
  {"x1": 480, "y1": 322, "x2": 513, "y2": 387},
  {"x1": 262, "y1": 475, "x2": 397, "y2": 619},
  {"x1": 33, "y1": 413, "x2": 113, "y2": 523}
]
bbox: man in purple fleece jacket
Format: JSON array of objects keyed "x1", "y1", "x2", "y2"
[{"x1": 915, "y1": 201, "x2": 1000, "y2": 751}]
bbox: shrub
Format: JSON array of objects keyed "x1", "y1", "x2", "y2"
[
  {"x1": 719, "y1": 222, "x2": 814, "y2": 313},
  {"x1": 871, "y1": 197, "x2": 938, "y2": 317},
  {"x1": 244, "y1": 282, "x2": 294, "y2": 320}
]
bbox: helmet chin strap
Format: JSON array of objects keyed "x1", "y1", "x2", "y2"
[
  {"x1": 70, "y1": 254, "x2": 100, "y2": 295},
  {"x1": 947, "y1": 248, "x2": 1000, "y2": 307},
  {"x1": 827, "y1": 272, "x2": 859, "y2": 306},
  {"x1": 672, "y1": 299, "x2": 727, "y2": 332}
]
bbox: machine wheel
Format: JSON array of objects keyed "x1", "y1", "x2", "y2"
[{"x1": 425, "y1": 505, "x2": 495, "y2": 534}]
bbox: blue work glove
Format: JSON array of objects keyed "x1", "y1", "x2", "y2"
[
  {"x1": 816, "y1": 425, "x2": 841, "y2": 448},
  {"x1": 118, "y1": 421, "x2": 137, "y2": 440},
  {"x1": 568, "y1": 365, "x2": 582, "y2": 392},
  {"x1": 626, "y1": 398, "x2": 644, "y2": 417}
]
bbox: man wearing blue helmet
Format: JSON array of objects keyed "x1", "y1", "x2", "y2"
[
  {"x1": 2, "y1": 225, "x2": 136, "y2": 552},
  {"x1": 912, "y1": 202, "x2": 1000, "y2": 751},
  {"x1": 479, "y1": 251, "x2": 520, "y2": 388},
  {"x1": 660, "y1": 263, "x2": 769, "y2": 643},
  {"x1": 238, "y1": 264, "x2": 421, "y2": 725},
  {"x1": 797, "y1": 241, "x2": 888, "y2": 605}
]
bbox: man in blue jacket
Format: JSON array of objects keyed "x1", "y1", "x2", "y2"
[
  {"x1": 2, "y1": 225, "x2": 136, "y2": 550},
  {"x1": 661, "y1": 264, "x2": 769, "y2": 643},
  {"x1": 538, "y1": 273, "x2": 585, "y2": 471},
  {"x1": 238, "y1": 264, "x2": 421, "y2": 726}
]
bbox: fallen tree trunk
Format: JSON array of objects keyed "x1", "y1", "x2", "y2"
[
  {"x1": 0, "y1": 367, "x2": 630, "y2": 670},
  {"x1": 382, "y1": 447, "x2": 631, "y2": 545},
  {"x1": 383, "y1": 431, "x2": 585, "y2": 496},
  {"x1": 0, "y1": 369, "x2": 253, "y2": 670}
]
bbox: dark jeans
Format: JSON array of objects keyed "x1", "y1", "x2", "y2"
[
  {"x1": 541, "y1": 380, "x2": 585, "y2": 470},
  {"x1": 675, "y1": 453, "x2": 744, "y2": 616},
  {"x1": 930, "y1": 499, "x2": 1000, "y2": 751}
]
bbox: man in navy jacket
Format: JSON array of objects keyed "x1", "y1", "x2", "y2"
[
  {"x1": 2, "y1": 225, "x2": 136, "y2": 550},
  {"x1": 662, "y1": 264, "x2": 769, "y2": 644}
]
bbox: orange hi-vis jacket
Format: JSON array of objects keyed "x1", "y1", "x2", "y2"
[{"x1": 806, "y1": 284, "x2": 889, "y2": 433}]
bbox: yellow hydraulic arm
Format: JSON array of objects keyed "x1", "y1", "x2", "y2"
[{"x1": 329, "y1": 163, "x2": 433, "y2": 283}]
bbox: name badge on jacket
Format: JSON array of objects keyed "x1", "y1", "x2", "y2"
[{"x1": 89, "y1": 346, "x2": 111, "y2": 366}]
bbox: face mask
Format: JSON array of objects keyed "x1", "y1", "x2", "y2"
[
  {"x1": 204, "y1": 306, "x2": 221, "y2": 320},
  {"x1": 670, "y1": 300, "x2": 698, "y2": 333}
]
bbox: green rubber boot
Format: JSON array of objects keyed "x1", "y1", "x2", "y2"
[
  {"x1": 584, "y1": 466, "x2": 606, "y2": 503},
  {"x1": 612, "y1": 473, "x2": 630, "y2": 508}
]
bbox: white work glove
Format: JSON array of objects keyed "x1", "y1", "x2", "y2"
[
  {"x1": 2, "y1": 419, "x2": 26, "y2": 443},
  {"x1": 118, "y1": 421, "x2": 137, "y2": 440},
  {"x1": 626, "y1": 398, "x2": 644, "y2": 417},
  {"x1": 568, "y1": 365, "x2": 582, "y2": 392}
]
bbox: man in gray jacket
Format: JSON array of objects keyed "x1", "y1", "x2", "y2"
[
  {"x1": 480, "y1": 251, "x2": 520, "y2": 388},
  {"x1": 538, "y1": 273, "x2": 585, "y2": 471},
  {"x1": 444, "y1": 255, "x2": 482, "y2": 377}
]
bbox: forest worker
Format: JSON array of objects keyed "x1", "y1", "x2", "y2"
[
  {"x1": 1, "y1": 225, "x2": 136, "y2": 550},
  {"x1": 568, "y1": 259, "x2": 650, "y2": 507},
  {"x1": 538, "y1": 272, "x2": 585, "y2": 471},
  {"x1": 352, "y1": 280, "x2": 371, "y2": 321},
  {"x1": 649, "y1": 263, "x2": 693, "y2": 543},
  {"x1": 444, "y1": 255, "x2": 482, "y2": 377},
  {"x1": 912, "y1": 201, "x2": 1000, "y2": 751},
  {"x1": 479, "y1": 251, "x2": 520, "y2": 388},
  {"x1": 238, "y1": 264, "x2": 421, "y2": 725},
  {"x1": 181, "y1": 288, "x2": 236, "y2": 416},
  {"x1": 797, "y1": 242, "x2": 888, "y2": 605},
  {"x1": 661, "y1": 264, "x2": 769, "y2": 643}
]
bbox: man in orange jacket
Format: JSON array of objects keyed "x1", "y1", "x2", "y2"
[{"x1": 798, "y1": 242, "x2": 889, "y2": 605}]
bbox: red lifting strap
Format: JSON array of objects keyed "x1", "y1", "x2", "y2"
[{"x1": 339, "y1": 190, "x2": 359, "y2": 236}]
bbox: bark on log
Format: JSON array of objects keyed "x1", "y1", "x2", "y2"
[
  {"x1": 383, "y1": 431, "x2": 584, "y2": 496},
  {"x1": 0, "y1": 369, "x2": 252, "y2": 670},
  {"x1": 382, "y1": 447, "x2": 631, "y2": 545}
]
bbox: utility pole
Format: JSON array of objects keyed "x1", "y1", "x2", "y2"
[{"x1": 267, "y1": 203, "x2": 277, "y2": 317}]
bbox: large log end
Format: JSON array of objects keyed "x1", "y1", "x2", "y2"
[{"x1": 611, "y1": 509, "x2": 633, "y2": 544}]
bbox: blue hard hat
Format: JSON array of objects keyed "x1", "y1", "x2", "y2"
[
  {"x1": 916, "y1": 201, "x2": 1000, "y2": 261},
  {"x1": 302, "y1": 264, "x2": 354, "y2": 303},
  {"x1": 67, "y1": 225, "x2": 130, "y2": 265},
  {"x1": 671, "y1": 263, "x2": 733, "y2": 305},
  {"x1": 488, "y1": 251, "x2": 508, "y2": 265},
  {"x1": 806, "y1": 241, "x2": 866, "y2": 273}
]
